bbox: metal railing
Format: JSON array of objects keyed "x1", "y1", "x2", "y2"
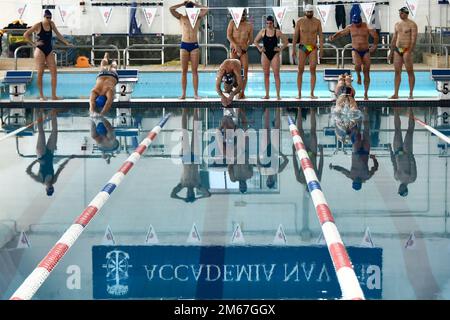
[
  {"x1": 14, "y1": 44, "x2": 121, "y2": 70},
  {"x1": 122, "y1": 43, "x2": 229, "y2": 68},
  {"x1": 341, "y1": 43, "x2": 450, "y2": 68}
]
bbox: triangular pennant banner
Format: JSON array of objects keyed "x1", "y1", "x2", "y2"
[
  {"x1": 16, "y1": 231, "x2": 30, "y2": 249},
  {"x1": 99, "y1": 7, "x2": 113, "y2": 26},
  {"x1": 228, "y1": 7, "x2": 245, "y2": 29},
  {"x1": 145, "y1": 224, "x2": 159, "y2": 244},
  {"x1": 185, "y1": 7, "x2": 200, "y2": 29},
  {"x1": 142, "y1": 7, "x2": 157, "y2": 28},
  {"x1": 405, "y1": 231, "x2": 416, "y2": 249},
  {"x1": 57, "y1": 5, "x2": 68, "y2": 25},
  {"x1": 405, "y1": 0, "x2": 418, "y2": 17},
  {"x1": 360, "y1": 227, "x2": 374, "y2": 248},
  {"x1": 16, "y1": 4, "x2": 27, "y2": 20},
  {"x1": 273, "y1": 224, "x2": 287, "y2": 245},
  {"x1": 231, "y1": 224, "x2": 245, "y2": 244},
  {"x1": 316, "y1": 230, "x2": 326, "y2": 245},
  {"x1": 360, "y1": 3, "x2": 375, "y2": 24},
  {"x1": 272, "y1": 7, "x2": 287, "y2": 27},
  {"x1": 102, "y1": 225, "x2": 116, "y2": 245},
  {"x1": 187, "y1": 223, "x2": 201, "y2": 243},
  {"x1": 316, "y1": 5, "x2": 332, "y2": 25}
]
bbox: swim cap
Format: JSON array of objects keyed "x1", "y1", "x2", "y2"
[
  {"x1": 44, "y1": 9, "x2": 52, "y2": 17},
  {"x1": 46, "y1": 186, "x2": 54, "y2": 196},
  {"x1": 352, "y1": 14, "x2": 362, "y2": 24},
  {"x1": 96, "y1": 122, "x2": 107, "y2": 136},
  {"x1": 95, "y1": 95, "x2": 107, "y2": 109},
  {"x1": 352, "y1": 181, "x2": 362, "y2": 191},
  {"x1": 222, "y1": 72, "x2": 235, "y2": 85}
]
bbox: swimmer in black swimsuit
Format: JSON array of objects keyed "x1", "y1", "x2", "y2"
[
  {"x1": 24, "y1": 9, "x2": 73, "y2": 101},
  {"x1": 253, "y1": 15, "x2": 288, "y2": 100},
  {"x1": 90, "y1": 53, "x2": 118, "y2": 117}
]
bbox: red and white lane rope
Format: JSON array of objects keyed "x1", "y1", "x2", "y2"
[
  {"x1": 0, "y1": 111, "x2": 50, "y2": 143},
  {"x1": 10, "y1": 113, "x2": 171, "y2": 300},
  {"x1": 414, "y1": 117, "x2": 450, "y2": 145},
  {"x1": 288, "y1": 115, "x2": 365, "y2": 300}
]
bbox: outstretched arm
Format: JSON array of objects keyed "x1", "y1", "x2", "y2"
[
  {"x1": 329, "y1": 26, "x2": 351, "y2": 41},
  {"x1": 53, "y1": 156, "x2": 74, "y2": 182},
  {"x1": 368, "y1": 155, "x2": 379, "y2": 179},
  {"x1": 330, "y1": 164, "x2": 351, "y2": 179},
  {"x1": 51, "y1": 21, "x2": 71, "y2": 46},
  {"x1": 25, "y1": 159, "x2": 41, "y2": 183}
]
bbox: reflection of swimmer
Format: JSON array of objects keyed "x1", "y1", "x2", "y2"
[
  {"x1": 26, "y1": 110, "x2": 74, "y2": 196},
  {"x1": 388, "y1": 107, "x2": 417, "y2": 197},
  {"x1": 258, "y1": 108, "x2": 288, "y2": 189},
  {"x1": 330, "y1": 108, "x2": 378, "y2": 191},
  {"x1": 89, "y1": 52, "x2": 118, "y2": 117},
  {"x1": 292, "y1": 108, "x2": 324, "y2": 190},
  {"x1": 90, "y1": 115, "x2": 119, "y2": 163},
  {"x1": 171, "y1": 108, "x2": 211, "y2": 203}
]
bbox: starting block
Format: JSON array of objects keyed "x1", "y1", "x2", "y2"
[
  {"x1": 2, "y1": 71, "x2": 33, "y2": 102},
  {"x1": 431, "y1": 69, "x2": 450, "y2": 99},
  {"x1": 116, "y1": 69, "x2": 139, "y2": 102},
  {"x1": 323, "y1": 68, "x2": 351, "y2": 97}
]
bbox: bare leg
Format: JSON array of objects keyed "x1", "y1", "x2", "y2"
[
  {"x1": 404, "y1": 52, "x2": 415, "y2": 99},
  {"x1": 34, "y1": 48, "x2": 47, "y2": 101},
  {"x1": 101, "y1": 53, "x2": 109, "y2": 69},
  {"x1": 309, "y1": 51, "x2": 318, "y2": 99},
  {"x1": 190, "y1": 49, "x2": 201, "y2": 99},
  {"x1": 36, "y1": 110, "x2": 46, "y2": 158},
  {"x1": 179, "y1": 49, "x2": 190, "y2": 99},
  {"x1": 390, "y1": 53, "x2": 403, "y2": 99},
  {"x1": 393, "y1": 108, "x2": 403, "y2": 151},
  {"x1": 297, "y1": 50, "x2": 307, "y2": 99},
  {"x1": 271, "y1": 53, "x2": 281, "y2": 100},
  {"x1": 404, "y1": 108, "x2": 415, "y2": 153},
  {"x1": 46, "y1": 112, "x2": 58, "y2": 152},
  {"x1": 362, "y1": 54, "x2": 371, "y2": 100},
  {"x1": 261, "y1": 53, "x2": 271, "y2": 99},
  {"x1": 46, "y1": 53, "x2": 62, "y2": 100},
  {"x1": 352, "y1": 51, "x2": 362, "y2": 85}
]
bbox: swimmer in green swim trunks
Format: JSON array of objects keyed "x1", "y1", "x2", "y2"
[
  {"x1": 388, "y1": 7, "x2": 418, "y2": 99},
  {"x1": 292, "y1": 4, "x2": 324, "y2": 99}
]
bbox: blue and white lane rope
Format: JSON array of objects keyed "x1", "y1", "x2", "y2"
[
  {"x1": 288, "y1": 115, "x2": 365, "y2": 300},
  {"x1": 10, "y1": 113, "x2": 171, "y2": 300}
]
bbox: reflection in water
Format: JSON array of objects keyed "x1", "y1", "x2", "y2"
[
  {"x1": 258, "y1": 108, "x2": 288, "y2": 189},
  {"x1": 171, "y1": 108, "x2": 211, "y2": 203},
  {"x1": 89, "y1": 115, "x2": 119, "y2": 164},
  {"x1": 329, "y1": 107, "x2": 379, "y2": 191},
  {"x1": 389, "y1": 107, "x2": 417, "y2": 197},
  {"x1": 292, "y1": 107, "x2": 324, "y2": 191},
  {"x1": 25, "y1": 109, "x2": 74, "y2": 196}
]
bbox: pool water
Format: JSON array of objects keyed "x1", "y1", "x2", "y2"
[
  {"x1": 1, "y1": 104, "x2": 449, "y2": 300},
  {"x1": 1, "y1": 71, "x2": 438, "y2": 99}
]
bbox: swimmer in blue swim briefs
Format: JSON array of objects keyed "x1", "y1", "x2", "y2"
[
  {"x1": 329, "y1": 14, "x2": 379, "y2": 100},
  {"x1": 170, "y1": 1, "x2": 209, "y2": 99}
]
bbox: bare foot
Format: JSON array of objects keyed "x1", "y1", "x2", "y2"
[
  {"x1": 39, "y1": 96, "x2": 47, "y2": 101},
  {"x1": 51, "y1": 96, "x2": 64, "y2": 101},
  {"x1": 238, "y1": 93, "x2": 246, "y2": 99},
  {"x1": 364, "y1": 94, "x2": 369, "y2": 100},
  {"x1": 179, "y1": 95, "x2": 186, "y2": 100},
  {"x1": 261, "y1": 96, "x2": 269, "y2": 99},
  {"x1": 310, "y1": 95, "x2": 318, "y2": 99},
  {"x1": 408, "y1": 95, "x2": 414, "y2": 100},
  {"x1": 194, "y1": 95, "x2": 202, "y2": 100},
  {"x1": 389, "y1": 95, "x2": 399, "y2": 99},
  {"x1": 296, "y1": 95, "x2": 302, "y2": 100},
  {"x1": 277, "y1": 96, "x2": 282, "y2": 100}
]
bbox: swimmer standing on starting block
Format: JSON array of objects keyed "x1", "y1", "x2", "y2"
[{"x1": 89, "y1": 52, "x2": 118, "y2": 117}]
